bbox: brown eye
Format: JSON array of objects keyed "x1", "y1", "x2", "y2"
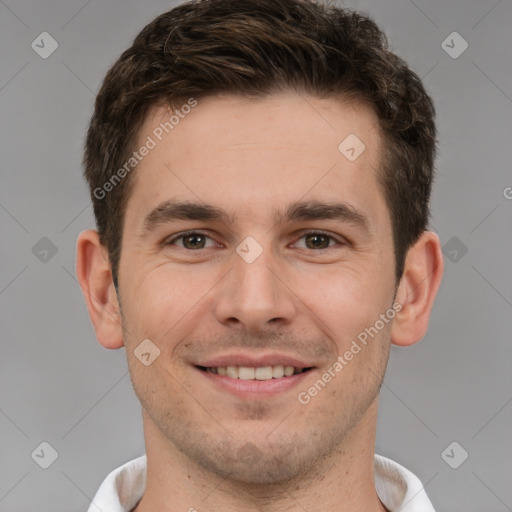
[
  {"x1": 167, "y1": 232, "x2": 217, "y2": 250},
  {"x1": 182, "y1": 234, "x2": 206, "y2": 249},
  {"x1": 296, "y1": 231, "x2": 346, "y2": 251},
  {"x1": 305, "y1": 233, "x2": 332, "y2": 249}
]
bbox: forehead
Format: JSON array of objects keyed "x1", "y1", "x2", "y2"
[
  {"x1": 127, "y1": 93, "x2": 387, "y2": 231},
  {"x1": 142, "y1": 93, "x2": 380, "y2": 156}
]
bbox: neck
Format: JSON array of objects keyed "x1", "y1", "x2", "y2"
[{"x1": 132, "y1": 401, "x2": 387, "y2": 512}]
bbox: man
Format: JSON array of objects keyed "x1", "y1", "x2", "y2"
[{"x1": 76, "y1": 0, "x2": 443, "y2": 510}]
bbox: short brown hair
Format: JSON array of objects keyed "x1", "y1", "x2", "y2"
[{"x1": 84, "y1": 0, "x2": 436, "y2": 286}]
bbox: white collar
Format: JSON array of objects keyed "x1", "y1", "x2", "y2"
[{"x1": 87, "y1": 453, "x2": 435, "y2": 512}]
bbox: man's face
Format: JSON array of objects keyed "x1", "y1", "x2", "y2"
[{"x1": 117, "y1": 93, "x2": 397, "y2": 483}]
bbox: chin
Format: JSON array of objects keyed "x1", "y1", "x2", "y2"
[{"x1": 184, "y1": 434, "x2": 333, "y2": 487}]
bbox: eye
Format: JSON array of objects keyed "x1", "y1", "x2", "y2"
[
  {"x1": 165, "y1": 230, "x2": 344, "y2": 251},
  {"x1": 294, "y1": 230, "x2": 344, "y2": 250},
  {"x1": 166, "y1": 231, "x2": 219, "y2": 250}
]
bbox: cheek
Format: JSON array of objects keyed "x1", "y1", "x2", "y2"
[
  {"x1": 120, "y1": 265, "x2": 219, "y2": 345},
  {"x1": 295, "y1": 265, "x2": 390, "y2": 343}
]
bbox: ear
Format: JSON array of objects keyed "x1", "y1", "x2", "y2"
[
  {"x1": 76, "y1": 229, "x2": 124, "y2": 349},
  {"x1": 391, "y1": 231, "x2": 444, "y2": 347}
]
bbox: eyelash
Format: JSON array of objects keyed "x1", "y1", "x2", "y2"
[{"x1": 165, "y1": 230, "x2": 346, "y2": 250}]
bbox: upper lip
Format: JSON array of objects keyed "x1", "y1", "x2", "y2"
[{"x1": 196, "y1": 352, "x2": 315, "y2": 370}]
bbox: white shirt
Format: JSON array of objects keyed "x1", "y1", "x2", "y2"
[{"x1": 87, "y1": 454, "x2": 435, "y2": 512}]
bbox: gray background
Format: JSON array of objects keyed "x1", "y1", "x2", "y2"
[{"x1": 0, "y1": 0, "x2": 511, "y2": 510}]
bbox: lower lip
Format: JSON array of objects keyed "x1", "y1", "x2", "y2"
[{"x1": 197, "y1": 367, "x2": 313, "y2": 399}]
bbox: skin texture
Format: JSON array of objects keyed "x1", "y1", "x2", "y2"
[{"x1": 77, "y1": 93, "x2": 443, "y2": 512}]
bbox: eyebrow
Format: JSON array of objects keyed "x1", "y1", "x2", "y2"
[{"x1": 140, "y1": 199, "x2": 371, "y2": 236}]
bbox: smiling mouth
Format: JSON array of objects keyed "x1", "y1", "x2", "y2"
[{"x1": 196, "y1": 365, "x2": 313, "y2": 381}]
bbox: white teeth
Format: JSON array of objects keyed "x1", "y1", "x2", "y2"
[
  {"x1": 272, "y1": 365, "x2": 284, "y2": 378},
  {"x1": 255, "y1": 366, "x2": 273, "y2": 380},
  {"x1": 226, "y1": 366, "x2": 238, "y2": 379},
  {"x1": 284, "y1": 366, "x2": 295, "y2": 377},
  {"x1": 206, "y1": 364, "x2": 305, "y2": 380},
  {"x1": 238, "y1": 367, "x2": 255, "y2": 380}
]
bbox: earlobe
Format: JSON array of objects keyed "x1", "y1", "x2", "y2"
[
  {"x1": 75, "y1": 229, "x2": 124, "y2": 349},
  {"x1": 391, "y1": 231, "x2": 444, "y2": 347}
]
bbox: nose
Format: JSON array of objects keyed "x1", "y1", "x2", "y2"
[{"x1": 213, "y1": 243, "x2": 297, "y2": 332}]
